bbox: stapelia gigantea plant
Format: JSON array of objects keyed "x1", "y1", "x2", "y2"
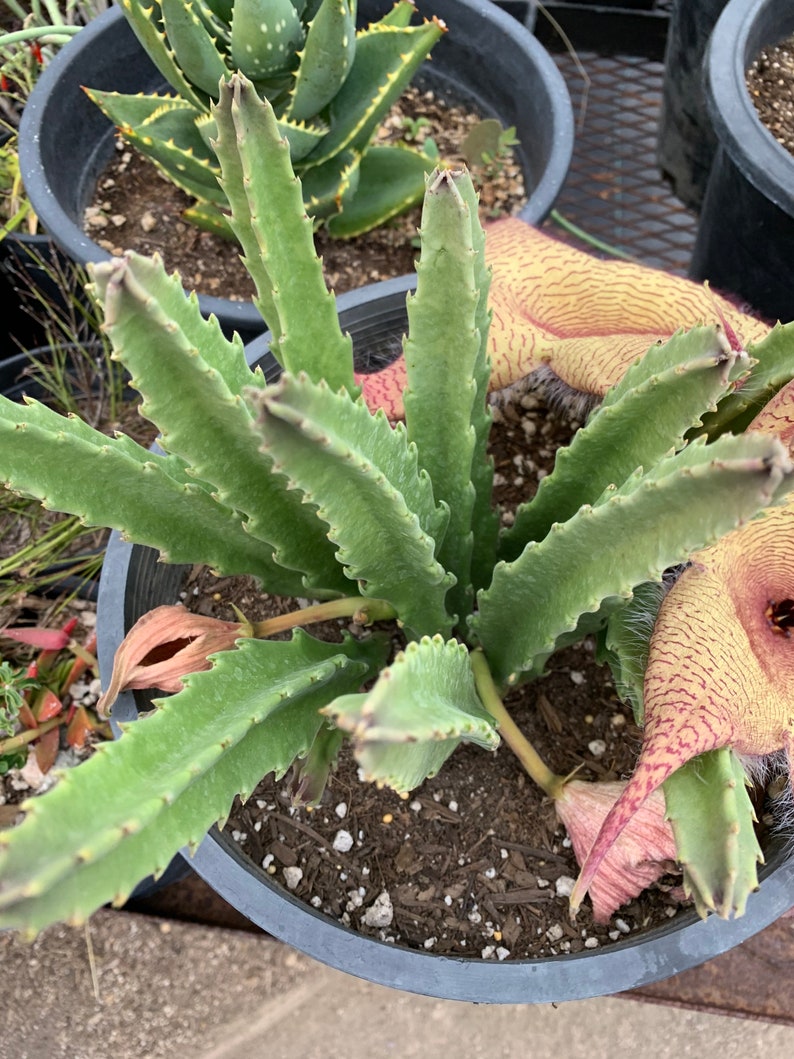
[
  {"x1": 85, "y1": 0, "x2": 444, "y2": 237},
  {"x1": 0, "y1": 73, "x2": 793, "y2": 936}
]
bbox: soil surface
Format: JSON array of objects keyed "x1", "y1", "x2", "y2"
[
  {"x1": 175, "y1": 384, "x2": 781, "y2": 961},
  {"x1": 84, "y1": 86, "x2": 526, "y2": 302},
  {"x1": 747, "y1": 34, "x2": 794, "y2": 154}
]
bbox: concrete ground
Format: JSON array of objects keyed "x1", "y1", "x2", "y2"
[{"x1": 3, "y1": 908, "x2": 792, "y2": 1059}]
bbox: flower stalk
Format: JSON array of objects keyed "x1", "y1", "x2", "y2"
[
  {"x1": 470, "y1": 648, "x2": 566, "y2": 800},
  {"x1": 250, "y1": 597, "x2": 398, "y2": 639}
]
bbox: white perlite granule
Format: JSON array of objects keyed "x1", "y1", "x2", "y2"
[
  {"x1": 283, "y1": 867, "x2": 303, "y2": 891},
  {"x1": 361, "y1": 891, "x2": 394, "y2": 928},
  {"x1": 332, "y1": 829, "x2": 354, "y2": 853},
  {"x1": 555, "y1": 875, "x2": 576, "y2": 898}
]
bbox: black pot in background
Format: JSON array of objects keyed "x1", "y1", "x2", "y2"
[
  {"x1": 493, "y1": 0, "x2": 536, "y2": 29},
  {"x1": 96, "y1": 278, "x2": 794, "y2": 1005},
  {"x1": 656, "y1": 0, "x2": 729, "y2": 211},
  {"x1": 0, "y1": 230, "x2": 64, "y2": 355},
  {"x1": 18, "y1": 1, "x2": 573, "y2": 347},
  {"x1": 688, "y1": 0, "x2": 794, "y2": 324}
]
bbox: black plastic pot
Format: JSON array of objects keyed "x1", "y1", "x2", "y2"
[
  {"x1": 96, "y1": 278, "x2": 794, "y2": 1004},
  {"x1": 688, "y1": 0, "x2": 794, "y2": 324},
  {"x1": 0, "y1": 230, "x2": 63, "y2": 354},
  {"x1": 18, "y1": 0, "x2": 573, "y2": 347},
  {"x1": 656, "y1": 0, "x2": 729, "y2": 210}
]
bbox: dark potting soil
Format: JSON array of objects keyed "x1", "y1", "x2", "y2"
[
  {"x1": 747, "y1": 34, "x2": 794, "y2": 156},
  {"x1": 176, "y1": 386, "x2": 782, "y2": 961},
  {"x1": 84, "y1": 86, "x2": 527, "y2": 303}
]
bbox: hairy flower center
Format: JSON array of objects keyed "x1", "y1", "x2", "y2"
[{"x1": 765, "y1": 598, "x2": 794, "y2": 636}]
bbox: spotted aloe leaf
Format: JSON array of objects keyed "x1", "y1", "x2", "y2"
[
  {"x1": 93, "y1": 0, "x2": 444, "y2": 237},
  {"x1": 325, "y1": 143, "x2": 434, "y2": 238},
  {"x1": 118, "y1": 0, "x2": 207, "y2": 109},
  {"x1": 357, "y1": 218, "x2": 772, "y2": 420},
  {"x1": 324, "y1": 635, "x2": 499, "y2": 793},
  {"x1": 285, "y1": 0, "x2": 355, "y2": 121},
  {"x1": 302, "y1": 10, "x2": 445, "y2": 164},
  {"x1": 0, "y1": 632, "x2": 387, "y2": 936}
]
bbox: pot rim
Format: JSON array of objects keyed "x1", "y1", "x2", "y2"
[
  {"x1": 17, "y1": 0, "x2": 573, "y2": 334},
  {"x1": 96, "y1": 282, "x2": 794, "y2": 1005},
  {"x1": 706, "y1": 0, "x2": 794, "y2": 211},
  {"x1": 99, "y1": 523, "x2": 794, "y2": 1006}
]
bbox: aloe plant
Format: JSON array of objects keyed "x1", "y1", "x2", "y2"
[
  {"x1": 0, "y1": 73, "x2": 793, "y2": 937},
  {"x1": 84, "y1": 0, "x2": 444, "y2": 239}
]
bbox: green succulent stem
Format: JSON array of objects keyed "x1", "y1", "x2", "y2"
[
  {"x1": 470, "y1": 649, "x2": 566, "y2": 800},
  {"x1": 0, "y1": 25, "x2": 82, "y2": 46},
  {"x1": 251, "y1": 596, "x2": 398, "y2": 638},
  {"x1": 0, "y1": 716, "x2": 63, "y2": 756}
]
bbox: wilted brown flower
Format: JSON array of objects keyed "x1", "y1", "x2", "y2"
[
  {"x1": 555, "y1": 779, "x2": 678, "y2": 923},
  {"x1": 97, "y1": 605, "x2": 251, "y2": 716}
]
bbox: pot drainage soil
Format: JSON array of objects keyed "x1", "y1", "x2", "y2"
[{"x1": 175, "y1": 384, "x2": 782, "y2": 960}]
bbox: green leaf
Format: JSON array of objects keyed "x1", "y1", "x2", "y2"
[
  {"x1": 663, "y1": 749, "x2": 763, "y2": 919},
  {"x1": 403, "y1": 170, "x2": 482, "y2": 622},
  {"x1": 473, "y1": 432, "x2": 794, "y2": 685},
  {"x1": 325, "y1": 635, "x2": 499, "y2": 792},
  {"x1": 160, "y1": 0, "x2": 230, "y2": 96},
  {"x1": 699, "y1": 320, "x2": 794, "y2": 438},
  {"x1": 455, "y1": 171, "x2": 498, "y2": 596},
  {"x1": 325, "y1": 143, "x2": 431, "y2": 237},
  {"x1": 84, "y1": 88, "x2": 224, "y2": 202},
  {"x1": 253, "y1": 372, "x2": 455, "y2": 638},
  {"x1": 299, "y1": 148, "x2": 361, "y2": 220},
  {"x1": 211, "y1": 77, "x2": 356, "y2": 393},
  {"x1": 118, "y1": 0, "x2": 208, "y2": 110},
  {"x1": 0, "y1": 395, "x2": 277, "y2": 580},
  {"x1": 89, "y1": 252, "x2": 349, "y2": 597},
  {"x1": 230, "y1": 0, "x2": 304, "y2": 79},
  {"x1": 286, "y1": 0, "x2": 356, "y2": 121},
  {"x1": 0, "y1": 632, "x2": 386, "y2": 936},
  {"x1": 501, "y1": 327, "x2": 750, "y2": 558},
  {"x1": 305, "y1": 16, "x2": 444, "y2": 163}
]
